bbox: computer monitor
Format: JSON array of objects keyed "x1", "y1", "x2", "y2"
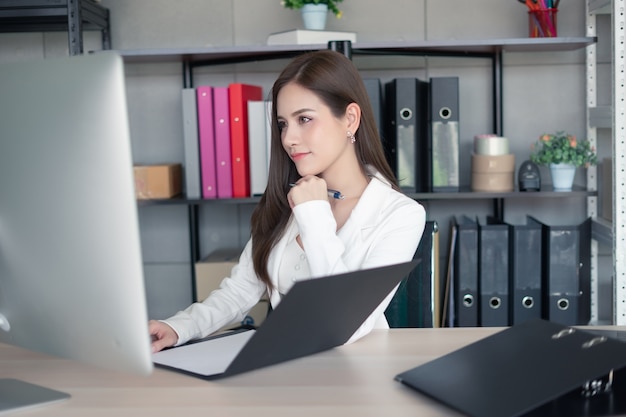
[{"x1": 0, "y1": 52, "x2": 153, "y2": 412}]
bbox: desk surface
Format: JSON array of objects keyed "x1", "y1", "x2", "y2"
[{"x1": 2, "y1": 326, "x2": 623, "y2": 416}]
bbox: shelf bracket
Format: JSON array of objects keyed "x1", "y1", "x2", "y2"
[
  {"x1": 67, "y1": 0, "x2": 83, "y2": 55},
  {"x1": 493, "y1": 50, "x2": 503, "y2": 135}
]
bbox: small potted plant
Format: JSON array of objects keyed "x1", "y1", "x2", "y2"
[
  {"x1": 529, "y1": 131, "x2": 597, "y2": 190},
  {"x1": 282, "y1": 0, "x2": 344, "y2": 30}
]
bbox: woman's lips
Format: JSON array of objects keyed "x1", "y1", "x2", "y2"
[{"x1": 290, "y1": 152, "x2": 309, "y2": 162}]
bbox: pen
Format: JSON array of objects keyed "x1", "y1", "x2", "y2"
[{"x1": 289, "y1": 183, "x2": 345, "y2": 200}]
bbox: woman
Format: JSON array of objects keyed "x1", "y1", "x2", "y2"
[{"x1": 150, "y1": 50, "x2": 425, "y2": 352}]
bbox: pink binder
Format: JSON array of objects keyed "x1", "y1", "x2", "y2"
[
  {"x1": 213, "y1": 87, "x2": 232, "y2": 199},
  {"x1": 196, "y1": 86, "x2": 217, "y2": 199}
]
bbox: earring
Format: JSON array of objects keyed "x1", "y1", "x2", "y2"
[{"x1": 347, "y1": 131, "x2": 356, "y2": 144}]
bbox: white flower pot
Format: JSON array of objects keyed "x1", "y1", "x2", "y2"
[
  {"x1": 549, "y1": 163, "x2": 576, "y2": 191},
  {"x1": 301, "y1": 4, "x2": 328, "y2": 30}
]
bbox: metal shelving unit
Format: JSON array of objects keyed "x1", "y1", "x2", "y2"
[
  {"x1": 587, "y1": 0, "x2": 626, "y2": 325},
  {"x1": 121, "y1": 37, "x2": 597, "y2": 310},
  {"x1": 0, "y1": 0, "x2": 110, "y2": 55},
  {"x1": 587, "y1": 0, "x2": 601, "y2": 324},
  {"x1": 611, "y1": 0, "x2": 626, "y2": 325}
]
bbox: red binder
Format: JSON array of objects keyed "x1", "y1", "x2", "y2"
[
  {"x1": 229, "y1": 83, "x2": 262, "y2": 197},
  {"x1": 196, "y1": 86, "x2": 217, "y2": 199}
]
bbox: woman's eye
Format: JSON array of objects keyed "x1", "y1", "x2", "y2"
[
  {"x1": 277, "y1": 121, "x2": 286, "y2": 132},
  {"x1": 298, "y1": 116, "x2": 311, "y2": 124}
]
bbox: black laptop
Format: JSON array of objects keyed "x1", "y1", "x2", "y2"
[{"x1": 153, "y1": 260, "x2": 418, "y2": 379}]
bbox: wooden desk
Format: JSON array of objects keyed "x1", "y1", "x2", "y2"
[{"x1": 2, "y1": 327, "x2": 622, "y2": 416}]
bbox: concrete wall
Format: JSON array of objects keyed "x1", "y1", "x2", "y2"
[{"x1": 2, "y1": 0, "x2": 613, "y2": 322}]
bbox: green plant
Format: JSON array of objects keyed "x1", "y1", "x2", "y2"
[
  {"x1": 281, "y1": 0, "x2": 344, "y2": 18},
  {"x1": 530, "y1": 131, "x2": 597, "y2": 167}
]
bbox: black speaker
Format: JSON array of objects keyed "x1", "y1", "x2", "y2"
[{"x1": 518, "y1": 160, "x2": 541, "y2": 191}]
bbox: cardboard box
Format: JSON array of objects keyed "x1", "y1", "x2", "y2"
[
  {"x1": 602, "y1": 157, "x2": 613, "y2": 222},
  {"x1": 195, "y1": 248, "x2": 269, "y2": 330},
  {"x1": 195, "y1": 248, "x2": 241, "y2": 302},
  {"x1": 133, "y1": 164, "x2": 182, "y2": 199}
]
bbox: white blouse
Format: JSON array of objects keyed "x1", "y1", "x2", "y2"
[
  {"x1": 276, "y1": 238, "x2": 310, "y2": 297},
  {"x1": 163, "y1": 167, "x2": 426, "y2": 346}
]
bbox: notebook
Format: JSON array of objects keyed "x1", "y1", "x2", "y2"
[
  {"x1": 395, "y1": 318, "x2": 626, "y2": 417},
  {"x1": 153, "y1": 260, "x2": 418, "y2": 379}
]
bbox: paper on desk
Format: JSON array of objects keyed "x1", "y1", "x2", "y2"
[{"x1": 152, "y1": 329, "x2": 255, "y2": 376}]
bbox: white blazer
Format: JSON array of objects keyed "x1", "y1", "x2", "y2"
[{"x1": 165, "y1": 168, "x2": 426, "y2": 346}]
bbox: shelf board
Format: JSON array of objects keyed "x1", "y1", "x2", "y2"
[
  {"x1": 0, "y1": 0, "x2": 109, "y2": 33},
  {"x1": 588, "y1": 0, "x2": 612, "y2": 14},
  {"x1": 407, "y1": 185, "x2": 596, "y2": 200},
  {"x1": 589, "y1": 105, "x2": 612, "y2": 128},
  {"x1": 353, "y1": 37, "x2": 596, "y2": 54},
  {"x1": 137, "y1": 196, "x2": 262, "y2": 206},
  {"x1": 592, "y1": 217, "x2": 613, "y2": 246},
  {"x1": 116, "y1": 37, "x2": 596, "y2": 65},
  {"x1": 136, "y1": 186, "x2": 596, "y2": 206}
]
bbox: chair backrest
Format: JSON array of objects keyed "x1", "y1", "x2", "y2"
[{"x1": 384, "y1": 220, "x2": 439, "y2": 328}]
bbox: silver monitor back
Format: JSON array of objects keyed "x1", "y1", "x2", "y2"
[{"x1": 0, "y1": 52, "x2": 153, "y2": 377}]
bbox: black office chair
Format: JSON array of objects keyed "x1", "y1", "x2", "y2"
[{"x1": 384, "y1": 220, "x2": 439, "y2": 328}]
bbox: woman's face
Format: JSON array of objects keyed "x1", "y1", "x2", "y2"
[{"x1": 277, "y1": 82, "x2": 350, "y2": 178}]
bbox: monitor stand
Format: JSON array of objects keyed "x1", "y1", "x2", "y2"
[{"x1": 0, "y1": 379, "x2": 70, "y2": 414}]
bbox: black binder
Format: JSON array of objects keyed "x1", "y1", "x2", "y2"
[
  {"x1": 453, "y1": 216, "x2": 479, "y2": 327},
  {"x1": 384, "y1": 77, "x2": 429, "y2": 192},
  {"x1": 385, "y1": 221, "x2": 439, "y2": 328},
  {"x1": 154, "y1": 261, "x2": 419, "y2": 380},
  {"x1": 478, "y1": 217, "x2": 510, "y2": 327},
  {"x1": 429, "y1": 76, "x2": 460, "y2": 192},
  {"x1": 532, "y1": 217, "x2": 592, "y2": 326},
  {"x1": 509, "y1": 216, "x2": 543, "y2": 325},
  {"x1": 363, "y1": 78, "x2": 384, "y2": 142},
  {"x1": 395, "y1": 318, "x2": 626, "y2": 417}
]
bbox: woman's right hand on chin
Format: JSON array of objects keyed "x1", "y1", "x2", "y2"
[
  {"x1": 287, "y1": 175, "x2": 328, "y2": 208},
  {"x1": 148, "y1": 320, "x2": 178, "y2": 353}
]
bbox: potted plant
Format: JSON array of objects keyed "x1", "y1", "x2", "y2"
[
  {"x1": 282, "y1": 0, "x2": 344, "y2": 30},
  {"x1": 282, "y1": 0, "x2": 344, "y2": 17},
  {"x1": 529, "y1": 131, "x2": 597, "y2": 190}
]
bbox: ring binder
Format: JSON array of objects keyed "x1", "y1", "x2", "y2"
[
  {"x1": 384, "y1": 78, "x2": 429, "y2": 193},
  {"x1": 395, "y1": 319, "x2": 626, "y2": 417},
  {"x1": 453, "y1": 216, "x2": 479, "y2": 327},
  {"x1": 510, "y1": 216, "x2": 543, "y2": 325},
  {"x1": 530, "y1": 216, "x2": 592, "y2": 326},
  {"x1": 429, "y1": 77, "x2": 460, "y2": 192},
  {"x1": 478, "y1": 217, "x2": 509, "y2": 326}
]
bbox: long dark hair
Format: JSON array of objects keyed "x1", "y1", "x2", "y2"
[{"x1": 250, "y1": 49, "x2": 398, "y2": 290}]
